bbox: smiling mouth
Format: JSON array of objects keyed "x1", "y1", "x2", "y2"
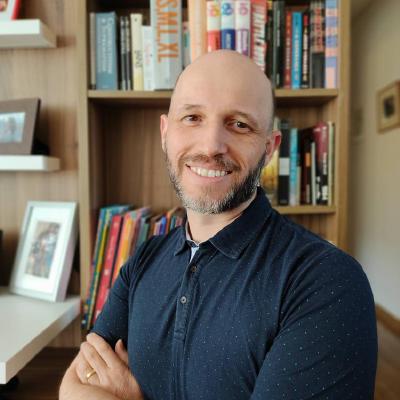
[{"x1": 187, "y1": 165, "x2": 233, "y2": 178}]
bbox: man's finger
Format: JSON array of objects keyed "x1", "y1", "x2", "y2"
[
  {"x1": 75, "y1": 351, "x2": 100, "y2": 385},
  {"x1": 86, "y1": 332, "x2": 121, "y2": 369},
  {"x1": 80, "y1": 341, "x2": 108, "y2": 380},
  {"x1": 115, "y1": 339, "x2": 129, "y2": 366}
]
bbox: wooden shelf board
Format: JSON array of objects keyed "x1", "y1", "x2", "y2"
[
  {"x1": 0, "y1": 287, "x2": 80, "y2": 384},
  {"x1": 274, "y1": 205, "x2": 336, "y2": 215},
  {"x1": 88, "y1": 88, "x2": 339, "y2": 106},
  {"x1": 0, "y1": 19, "x2": 56, "y2": 49},
  {"x1": 0, "y1": 155, "x2": 60, "y2": 171}
]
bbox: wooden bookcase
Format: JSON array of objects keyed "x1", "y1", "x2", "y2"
[{"x1": 73, "y1": 0, "x2": 351, "y2": 343}]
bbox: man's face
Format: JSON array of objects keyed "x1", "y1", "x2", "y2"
[{"x1": 160, "y1": 52, "x2": 276, "y2": 214}]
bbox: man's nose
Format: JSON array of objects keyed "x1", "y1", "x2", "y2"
[{"x1": 198, "y1": 121, "x2": 229, "y2": 157}]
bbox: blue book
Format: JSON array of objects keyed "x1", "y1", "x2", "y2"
[
  {"x1": 95, "y1": 12, "x2": 118, "y2": 90},
  {"x1": 220, "y1": 0, "x2": 235, "y2": 50},
  {"x1": 325, "y1": 0, "x2": 338, "y2": 88},
  {"x1": 291, "y1": 12, "x2": 303, "y2": 89},
  {"x1": 289, "y1": 128, "x2": 299, "y2": 206}
]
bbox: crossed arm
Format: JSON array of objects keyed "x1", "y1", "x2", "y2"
[{"x1": 59, "y1": 333, "x2": 144, "y2": 400}]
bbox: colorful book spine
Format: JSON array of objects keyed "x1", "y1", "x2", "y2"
[
  {"x1": 93, "y1": 214, "x2": 123, "y2": 323},
  {"x1": 188, "y1": 0, "x2": 207, "y2": 62},
  {"x1": 182, "y1": 21, "x2": 191, "y2": 67},
  {"x1": 131, "y1": 14, "x2": 144, "y2": 91},
  {"x1": 327, "y1": 121, "x2": 335, "y2": 206},
  {"x1": 299, "y1": 128, "x2": 313, "y2": 204},
  {"x1": 313, "y1": 122, "x2": 329, "y2": 204},
  {"x1": 250, "y1": 0, "x2": 267, "y2": 71},
  {"x1": 310, "y1": 0, "x2": 325, "y2": 88},
  {"x1": 220, "y1": 0, "x2": 235, "y2": 50},
  {"x1": 289, "y1": 127, "x2": 299, "y2": 206},
  {"x1": 95, "y1": 12, "x2": 118, "y2": 90},
  {"x1": 325, "y1": 0, "x2": 338, "y2": 88},
  {"x1": 272, "y1": 1, "x2": 284, "y2": 88},
  {"x1": 235, "y1": 0, "x2": 250, "y2": 56},
  {"x1": 265, "y1": 0, "x2": 274, "y2": 78},
  {"x1": 283, "y1": 10, "x2": 292, "y2": 89},
  {"x1": 301, "y1": 10, "x2": 310, "y2": 88},
  {"x1": 151, "y1": 0, "x2": 182, "y2": 89},
  {"x1": 206, "y1": 0, "x2": 221, "y2": 52},
  {"x1": 142, "y1": 25, "x2": 155, "y2": 91},
  {"x1": 291, "y1": 12, "x2": 303, "y2": 89}
]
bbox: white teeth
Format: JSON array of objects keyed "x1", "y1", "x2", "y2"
[{"x1": 189, "y1": 166, "x2": 228, "y2": 177}]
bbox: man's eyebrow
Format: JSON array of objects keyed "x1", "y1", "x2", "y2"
[{"x1": 176, "y1": 104, "x2": 205, "y2": 112}]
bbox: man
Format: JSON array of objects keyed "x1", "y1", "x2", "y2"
[{"x1": 60, "y1": 50, "x2": 377, "y2": 399}]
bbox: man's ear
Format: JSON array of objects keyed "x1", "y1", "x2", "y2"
[
  {"x1": 265, "y1": 130, "x2": 282, "y2": 165},
  {"x1": 160, "y1": 114, "x2": 168, "y2": 153}
]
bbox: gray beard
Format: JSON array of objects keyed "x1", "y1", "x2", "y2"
[{"x1": 165, "y1": 151, "x2": 266, "y2": 215}]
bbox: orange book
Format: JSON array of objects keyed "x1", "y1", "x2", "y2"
[{"x1": 188, "y1": 0, "x2": 207, "y2": 62}]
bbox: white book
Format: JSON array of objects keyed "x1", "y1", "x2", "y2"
[
  {"x1": 131, "y1": 14, "x2": 144, "y2": 91},
  {"x1": 234, "y1": 0, "x2": 250, "y2": 56},
  {"x1": 151, "y1": 0, "x2": 182, "y2": 89},
  {"x1": 142, "y1": 26, "x2": 155, "y2": 91}
]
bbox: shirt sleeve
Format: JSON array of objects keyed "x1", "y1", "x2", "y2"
[
  {"x1": 250, "y1": 249, "x2": 378, "y2": 400},
  {"x1": 91, "y1": 240, "x2": 151, "y2": 348}
]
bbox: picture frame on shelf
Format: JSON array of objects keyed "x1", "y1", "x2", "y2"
[
  {"x1": 0, "y1": 98, "x2": 41, "y2": 155},
  {"x1": 377, "y1": 81, "x2": 400, "y2": 133},
  {"x1": 9, "y1": 201, "x2": 78, "y2": 302},
  {"x1": 0, "y1": 0, "x2": 21, "y2": 20}
]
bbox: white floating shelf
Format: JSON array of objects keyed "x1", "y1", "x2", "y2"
[
  {"x1": 0, "y1": 19, "x2": 56, "y2": 49},
  {"x1": 0, "y1": 287, "x2": 80, "y2": 384},
  {"x1": 0, "y1": 155, "x2": 60, "y2": 171}
]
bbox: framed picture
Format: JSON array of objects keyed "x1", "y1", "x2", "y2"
[
  {"x1": 0, "y1": 0, "x2": 21, "y2": 20},
  {"x1": 9, "y1": 202, "x2": 78, "y2": 302},
  {"x1": 0, "y1": 98, "x2": 41, "y2": 155},
  {"x1": 377, "y1": 81, "x2": 400, "y2": 133}
]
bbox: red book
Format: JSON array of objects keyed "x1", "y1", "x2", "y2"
[
  {"x1": 283, "y1": 10, "x2": 292, "y2": 88},
  {"x1": 93, "y1": 214, "x2": 123, "y2": 323},
  {"x1": 313, "y1": 122, "x2": 329, "y2": 205}
]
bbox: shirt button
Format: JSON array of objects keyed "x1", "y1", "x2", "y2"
[
  {"x1": 180, "y1": 296, "x2": 187, "y2": 304},
  {"x1": 190, "y1": 265, "x2": 197, "y2": 273}
]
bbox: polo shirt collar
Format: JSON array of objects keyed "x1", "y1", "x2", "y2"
[{"x1": 174, "y1": 187, "x2": 272, "y2": 259}]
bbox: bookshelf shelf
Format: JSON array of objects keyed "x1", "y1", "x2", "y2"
[
  {"x1": 0, "y1": 155, "x2": 60, "y2": 171},
  {"x1": 88, "y1": 88, "x2": 339, "y2": 106},
  {"x1": 0, "y1": 287, "x2": 80, "y2": 384},
  {"x1": 0, "y1": 19, "x2": 56, "y2": 49},
  {"x1": 274, "y1": 205, "x2": 336, "y2": 215}
]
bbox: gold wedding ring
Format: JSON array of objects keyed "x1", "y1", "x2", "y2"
[{"x1": 86, "y1": 368, "x2": 97, "y2": 380}]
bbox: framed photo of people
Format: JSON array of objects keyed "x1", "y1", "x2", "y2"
[
  {"x1": 9, "y1": 202, "x2": 78, "y2": 302},
  {"x1": 0, "y1": 98, "x2": 41, "y2": 155}
]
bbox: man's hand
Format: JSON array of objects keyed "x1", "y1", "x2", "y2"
[{"x1": 76, "y1": 333, "x2": 144, "y2": 400}]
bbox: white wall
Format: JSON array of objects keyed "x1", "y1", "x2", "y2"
[{"x1": 350, "y1": 0, "x2": 400, "y2": 318}]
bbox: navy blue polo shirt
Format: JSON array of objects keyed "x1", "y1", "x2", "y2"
[{"x1": 93, "y1": 187, "x2": 377, "y2": 400}]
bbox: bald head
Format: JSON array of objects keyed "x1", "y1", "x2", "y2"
[{"x1": 169, "y1": 50, "x2": 275, "y2": 133}]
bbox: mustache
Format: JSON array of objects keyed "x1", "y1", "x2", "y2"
[{"x1": 180, "y1": 154, "x2": 240, "y2": 171}]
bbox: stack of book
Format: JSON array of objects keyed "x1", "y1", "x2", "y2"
[
  {"x1": 90, "y1": 0, "x2": 338, "y2": 91},
  {"x1": 82, "y1": 205, "x2": 185, "y2": 330},
  {"x1": 260, "y1": 117, "x2": 335, "y2": 206}
]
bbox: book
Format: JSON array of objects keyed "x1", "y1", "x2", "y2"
[
  {"x1": 310, "y1": 0, "x2": 325, "y2": 88},
  {"x1": 327, "y1": 121, "x2": 335, "y2": 206},
  {"x1": 289, "y1": 127, "x2": 299, "y2": 206},
  {"x1": 299, "y1": 128, "x2": 314, "y2": 204},
  {"x1": 261, "y1": 148, "x2": 279, "y2": 206},
  {"x1": 142, "y1": 25, "x2": 155, "y2": 91},
  {"x1": 265, "y1": 0, "x2": 274, "y2": 78},
  {"x1": 310, "y1": 140, "x2": 317, "y2": 205},
  {"x1": 125, "y1": 16, "x2": 133, "y2": 90},
  {"x1": 283, "y1": 10, "x2": 292, "y2": 88},
  {"x1": 272, "y1": 0, "x2": 284, "y2": 87},
  {"x1": 206, "y1": 0, "x2": 221, "y2": 52},
  {"x1": 182, "y1": 21, "x2": 191, "y2": 67},
  {"x1": 313, "y1": 121, "x2": 329, "y2": 205},
  {"x1": 131, "y1": 14, "x2": 144, "y2": 91},
  {"x1": 89, "y1": 12, "x2": 96, "y2": 89},
  {"x1": 301, "y1": 10, "x2": 310, "y2": 88},
  {"x1": 119, "y1": 16, "x2": 127, "y2": 90},
  {"x1": 278, "y1": 119, "x2": 290, "y2": 205},
  {"x1": 250, "y1": 0, "x2": 267, "y2": 71},
  {"x1": 291, "y1": 11, "x2": 303, "y2": 89},
  {"x1": 95, "y1": 12, "x2": 118, "y2": 90},
  {"x1": 325, "y1": 0, "x2": 338, "y2": 88},
  {"x1": 188, "y1": 0, "x2": 207, "y2": 62},
  {"x1": 151, "y1": 0, "x2": 182, "y2": 89},
  {"x1": 235, "y1": 0, "x2": 250, "y2": 56},
  {"x1": 93, "y1": 213, "x2": 124, "y2": 323},
  {"x1": 220, "y1": 0, "x2": 235, "y2": 50}
]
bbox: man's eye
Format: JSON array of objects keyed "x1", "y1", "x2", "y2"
[
  {"x1": 182, "y1": 115, "x2": 200, "y2": 123},
  {"x1": 231, "y1": 120, "x2": 252, "y2": 131}
]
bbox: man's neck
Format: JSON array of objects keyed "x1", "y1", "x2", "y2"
[{"x1": 186, "y1": 191, "x2": 257, "y2": 244}]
